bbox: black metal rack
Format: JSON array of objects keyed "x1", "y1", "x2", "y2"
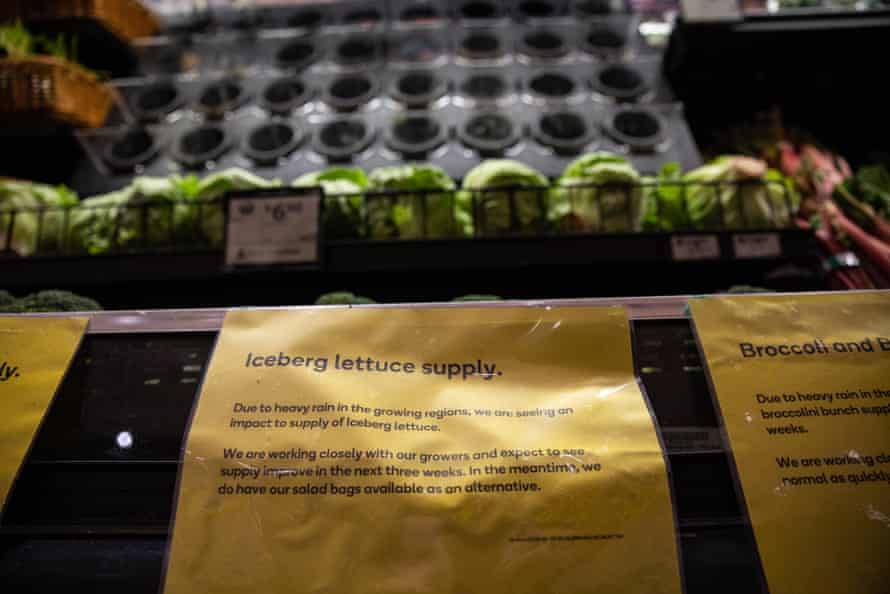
[
  {"x1": 0, "y1": 301, "x2": 768, "y2": 593},
  {"x1": 0, "y1": 180, "x2": 822, "y2": 306}
]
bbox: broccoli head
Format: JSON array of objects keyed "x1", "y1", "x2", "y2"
[
  {"x1": 15, "y1": 290, "x2": 102, "y2": 312},
  {"x1": 452, "y1": 294, "x2": 503, "y2": 302},
  {"x1": 0, "y1": 290, "x2": 15, "y2": 307},
  {"x1": 315, "y1": 291, "x2": 376, "y2": 306}
]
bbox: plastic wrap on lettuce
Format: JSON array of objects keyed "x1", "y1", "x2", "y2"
[
  {"x1": 69, "y1": 176, "x2": 190, "y2": 254},
  {"x1": 366, "y1": 165, "x2": 459, "y2": 239},
  {"x1": 0, "y1": 180, "x2": 78, "y2": 256},
  {"x1": 641, "y1": 162, "x2": 691, "y2": 231},
  {"x1": 294, "y1": 167, "x2": 367, "y2": 240},
  {"x1": 684, "y1": 157, "x2": 796, "y2": 230},
  {"x1": 459, "y1": 160, "x2": 549, "y2": 235},
  {"x1": 549, "y1": 153, "x2": 643, "y2": 233},
  {"x1": 184, "y1": 168, "x2": 282, "y2": 246}
]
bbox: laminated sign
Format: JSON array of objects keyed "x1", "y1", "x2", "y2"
[
  {"x1": 690, "y1": 293, "x2": 890, "y2": 594},
  {"x1": 0, "y1": 317, "x2": 87, "y2": 507},
  {"x1": 163, "y1": 307, "x2": 681, "y2": 594}
]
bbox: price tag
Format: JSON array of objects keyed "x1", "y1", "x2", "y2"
[
  {"x1": 733, "y1": 233, "x2": 782, "y2": 259},
  {"x1": 681, "y1": 0, "x2": 742, "y2": 21},
  {"x1": 225, "y1": 189, "x2": 322, "y2": 267},
  {"x1": 670, "y1": 235, "x2": 721, "y2": 261}
]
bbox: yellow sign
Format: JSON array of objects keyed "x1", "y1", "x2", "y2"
[
  {"x1": 164, "y1": 307, "x2": 681, "y2": 594},
  {"x1": 0, "y1": 316, "x2": 87, "y2": 506},
  {"x1": 690, "y1": 293, "x2": 890, "y2": 594}
]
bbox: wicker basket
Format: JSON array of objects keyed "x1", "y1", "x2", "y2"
[
  {"x1": 0, "y1": 56, "x2": 116, "y2": 128},
  {"x1": 0, "y1": 0, "x2": 159, "y2": 42}
]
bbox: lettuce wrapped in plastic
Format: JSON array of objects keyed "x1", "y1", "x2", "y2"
[
  {"x1": 294, "y1": 167, "x2": 367, "y2": 240},
  {"x1": 549, "y1": 153, "x2": 643, "y2": 233},
  {"x1": 367, "y1": 165, "x2": 459, "y2": 239},
  {"x1": 0, "y1": 180, "x2": 78, "y2": 256},
  {"x1": 685, "y1": 157, "x2": 798, "y2": 230},
  {"x1": 68, "y1": 169, "x2": 279, "y2": 254},
  {"x1": 459, "y1": 160, "x2": 548, "y2": 235},
  {"x1": 641, "y1": 162, "x2": 690, "y2": 231},
  {"x1": 184, "y1": 168, "x2": 281, "y2": 246},
  {"x1": 69, "y1": 176, "x2": 190, "y2": 254}
]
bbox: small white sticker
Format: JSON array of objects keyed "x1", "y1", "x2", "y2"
[
  {"x1": 681, "y1": 0, "x2": 742, "y2": 22},
  {"x1": 226, "y1": 192, "x2": 321, "y2": 267},
  {"x1": 733, "y1": 233, "x2": 782, "y2": 259},
  {"x1": 662, "y1": 427, "x2": 724, "y2": 452},
  {"x1": 671, "y1": 235, "x2": 721, "y2": 261}
]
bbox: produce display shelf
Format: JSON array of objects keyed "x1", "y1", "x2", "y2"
[
  {"x1": 0, "y1": 228, "x2": 821, "y2": 308},
  {"x1": 0, "y1": 297, "x2": 769, "y2": 594}
]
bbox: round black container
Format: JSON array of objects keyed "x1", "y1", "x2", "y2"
[
  {"x1": 389, "y1": 31, "x2": 445, "y2": 64},
  {"x1": 460, "y1": 73, "x2": 510, "y2": 102},
  {"x1": 385, "y1": 114, "x2": 446, "y2": 157},
  {"x1": 518, "y1": 30, "x2": 569, "y2": 60},
  {"x1": 459, "y1": 31, "x2": 505, "y2": 61},
  {"x1": 581, "y1": 25, "x2": 627, "y2": 57},
  {"x1": 459, "y1": 112, "x2": 520, "y2": 156},
  {"x1": 287, "y1": 8, "x2": 323, "y2": 29},
  {"x1": 324, "y1": 73, "x2": 378, "y2": 111},
  {"x1": 400, "y1": 3, "x2": 440, "y2": 21},
  {"x1": 261, "y1": 76, "x2": 312, "y2": 115},
  {"x1": 533, "y1": 111, "x2": 593, "y2": 154},
  {"x1": 243, "y1": 121, "x2": 302, "y2": 165},
  {"x1": 132, "y1": 81, "x2": 182, "y2": 121},
  {"x1": 314, "y1": 118, "x2": 375, "y2": 161},
  {"x1": 390, "y1": 71, "x2": 447, "y2": 107},
  {"x1": 528, "y1": 72, "x2": 577, "y2": 100},
  {"x1": 102, "y1": 128, "x2": 160, "y2": 172},
  {"x1": 195, "y1": 80, "x2": 249, "y2": 118},
  {"x1": 275, "y1": 39, "x2": 319, "y2": 71},
  {"x1": 604, "y1": 107, "x2": 665, "y2": 152},
  {"x1": 173, "y1": 124, "x2": 231, "y2": 168},
  {"x1": 575, "y1": 0, "x2": 612, "y2": 16},
  {"x1": 459, "y1": 1, "x2": 503, "y2": 19},
  {"x1": 335, "y1": 35, "x2": 382, "y2": 67},
  {"x1": 342, "y1": 8, "x2": 382, "y2": 26},
  {"x1": 592, "y1": 64, "x2": 648, "y2": 101},
  {"x1": 517, "y1": 0, "x2": 558, "y2": 18}
]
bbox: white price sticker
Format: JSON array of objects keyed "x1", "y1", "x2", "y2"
[
  {"x1": 670, "y1": 235, "x2": 721, "y2": 261},
  {"x1": 681, "y1": 0, "x2": 742, "y2": 22},
  {"x1": 225, "y1": 191, "x2": 321, "y2": 267},
  {"x1": 733, "y1": 233, "x2": 782, "y2": 259}
]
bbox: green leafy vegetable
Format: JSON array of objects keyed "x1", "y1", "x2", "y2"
[
  {"x1": 366, "y1": 165, "x2": 459, "y2": 239},
  {"x1": 460, "y1": 160, "x2": 549, "y2": 235},
  {"x1": 315, "y1": 291, "x2": 376, "y2": 305},
  {"x1": 849, "y1": 165, "x2": 890, "y2": 221},
  {"x1": 550, "y1": 152, "x2": 644, "y2": 232},
  {"x1": 186, "y1": 168, "x2": 281, "y2": 246},
  {"x1": 0, "y1": 290, "x2": 15, "y2": 307},
  {"x1": 684, "y1": 157, "x2": 797, "y2": 230},
  {"x1": 68, "y1": 176, "x2": 191, "y2": 254},
  {"x1": 641, "y1": 162, "x2": 690, "y2": 231},
  {"x1": 294, "y1": 167, "x2": 367, "y2": 240},
  {"x1": 0, "y1": 179, "x2": 79, "y2": 256},
  {"x1": 0, "y1": 20, "x2": 34, "y2": 58}
]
